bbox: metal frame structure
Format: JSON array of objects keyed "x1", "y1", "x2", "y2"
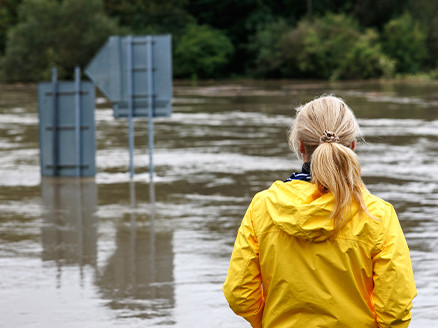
[
  {"x1": 85, "y1": 35, "x2": 172, "y2": 181},
  {"x1": 38, "y1": 67, "x2": 96, "y2": 177}
]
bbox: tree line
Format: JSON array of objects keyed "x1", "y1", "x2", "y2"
[{"x1": 0, "y1": 0, "x2": 437, "y2": 82}]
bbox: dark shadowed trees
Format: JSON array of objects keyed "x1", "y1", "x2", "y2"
[{"x1": 1, "y1": 0, "x2": 121, "y2": 81}]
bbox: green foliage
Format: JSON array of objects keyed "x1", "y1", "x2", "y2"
[
  {"x1": 174, "y1": 24, "x2": 234, "y2": 79},
  {"x1": 333, "y1": 29, "x2": 395, "y2": 79},
  {"x1": 185, "y1": 0, "x2": 286, "y2": 76},
  {"x1": 406, "y1": 0, "x2": 438, "y2": 68},
  {"x1": 351, "y1": 0, "x2": 408, "y2": 28},
  {"x1": 0, "y1": 0, "x2": 436, "y2": 81},
  {"x1": 247, "y1": 19, "x2": 290, "y2": 77},
  {"x1": 1, "y1": 0, "x2": 121, "y2": 82},
  {"x1": 185, "y1": 0, "x2": 267, "y2": 43},
  {"x1": 427, "y1": 17, "x2": 438, "y2": 67},
  {"x1": 280, "y1": 14, "x2": 364, "y2": 79},
  {"x1": 248, "y1": 13, "x2": 397, "y2": 80},
  {"x1": 382, "y1": 13, "x2": 428, "y2": 74},
  {"x1": 0, "y1": 0, "x2": 22, "y2": 55},
  {"x1": 297, "y1": 14, "x2": 360, "y2": 79},
  {"x1": 428, "y1": 67, "x2": 438, "y2": 79},
  {"x1": 104, "y1": 0, "x2": 194, "y2": 38}
]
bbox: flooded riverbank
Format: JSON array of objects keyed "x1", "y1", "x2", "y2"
[{"x1": 1, "y1": 80, "x2": 437, "y2": 327}]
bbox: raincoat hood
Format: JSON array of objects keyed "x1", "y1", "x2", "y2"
[{"x1": 266, "y1": 181, "x2": 359, "y2": 242}]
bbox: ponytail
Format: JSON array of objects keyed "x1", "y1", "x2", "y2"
[
  {"x1": 311, "y1": 142, "x2": 371, "y2": 236},
  {"x1": 288, "y1": 95, "x2": 373, "y2": 237}
]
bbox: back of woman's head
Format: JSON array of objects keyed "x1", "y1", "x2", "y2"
[{"x1": 288, "y1": 95, "x2": 371, "y2": 236}]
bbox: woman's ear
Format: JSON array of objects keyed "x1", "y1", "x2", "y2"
[
  {"x1": 298, "y1": 140, "x2": 305, "y2": 155},
  {"x1": 351, "y1": 140, "x2": 356, "y2": 151}
]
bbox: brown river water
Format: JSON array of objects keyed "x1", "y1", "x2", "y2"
[{"x1": 0, "y1": 80, "x2": 437, "y2": 327}]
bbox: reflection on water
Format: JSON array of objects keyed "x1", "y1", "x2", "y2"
[
  {"x1": 1, "y1": 80, "x2": 438, "y2": 327},
  {"x1": 96, "y1": 180, "x2": 175, "y2": 324},
  {"x1": 97, "y1": 219, "x2": 174, "y2": 320},
  {"x1": 40, "y1": 178, "x2": 98, "y2": 267},
  {"x1": 40, "y1": 176, "x2": 175, "y2": 323}
]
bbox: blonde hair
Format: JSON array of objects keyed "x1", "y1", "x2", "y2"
[{"x1": 288, "y1": 95, "x2": 372, "y2": 236}]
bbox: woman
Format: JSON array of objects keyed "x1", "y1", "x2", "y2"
[{"x1": 223, "y1": 95, "x2": 416, "y2": 327}]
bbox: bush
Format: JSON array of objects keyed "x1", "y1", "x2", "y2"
[
  {"x1": 333, "y1": 29, "x2": 395, "y2": 79},
  {"x1": 276, "y1": 19, "x2": 310, "y2": 77},
  {"x1": 382, "y1": 13, "x2": 428, "y2": 74},
  {"x1": 273, "y1": 13, "x2": 396, "y2": 80},
  {"x1": 0, "y1": 0, "x2": 121, "y2": 82},
  {"x1": 279, "y1": 13, "x2": 361, "y2": 79},
  {"x1": 248, "y1": 14, "x2": 363, "y2": 79},
  {"x1": 246, "y1": 19, "x2": 291, "y2": 77},
  {"x1": 173, "y1": 24, "x2": 234, "y2": 79}
]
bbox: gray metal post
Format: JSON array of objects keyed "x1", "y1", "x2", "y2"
[
  {"x1": 51, "y1": 67, "x2": 58, "y2": 176},
  {"x1": 129, "y1": 179, "x2": 137, "y2": 288},
  {"x1": 146, "y1": 36, "x2": 155, "y2": 181},
  {"x1": 127, "y1": 36, "x2": 135, "y2": 179},
  {"x1": 149, "y1": 176, "x2": 156, "y2": 283},
  {"x1": 75, "y1": 180, "x2": 84, "y2": 282},
  {"x1": 74, "y1": 66, "x2": 82, "y2": 177}
]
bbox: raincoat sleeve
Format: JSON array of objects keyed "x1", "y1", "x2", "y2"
[
  {"x1": 372, "y1": 205, "x2": 417, "y2": 328},
  {"x1": 223, "y1": 201, "x2": 264, "y2": 328}
]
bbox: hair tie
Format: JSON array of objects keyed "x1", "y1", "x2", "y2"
[{"x1": 320, "y1": 130, "x2": 339, "y2": 143}]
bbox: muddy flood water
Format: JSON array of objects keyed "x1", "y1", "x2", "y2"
[{"x1": 1, "y1": 80, "x2": 437, "y2": 327}]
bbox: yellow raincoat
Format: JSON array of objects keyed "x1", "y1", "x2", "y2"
[{"x1": 223, "y1": 180, "x2": 416, "y2": 327}]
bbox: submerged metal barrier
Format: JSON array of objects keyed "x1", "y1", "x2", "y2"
[
  {"x1": 86, "y1": 35, "x2": 172, "y2": 180},
  {"x1": 38, "y1": 67, "x2": 96, "y2": 177}
]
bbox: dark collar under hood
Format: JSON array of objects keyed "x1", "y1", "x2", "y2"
[{"x1": 284, "y1": 162, "x2": 311, "y2": 183}]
